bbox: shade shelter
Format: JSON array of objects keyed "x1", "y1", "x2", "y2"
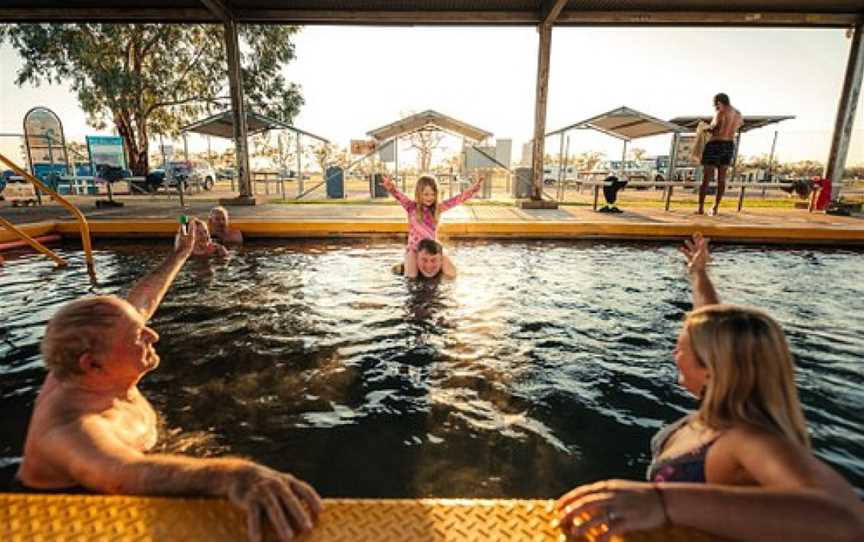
[
  {"x1": 547, "y1": 106, "x2": 687, "y2": 199},
  {"x1": 367, "y1": 110, "x2": 492, "y2": 144},
  {"x1": 670, "y1": 115, "x2": 796, "y2": 134},
  {"x1": 180, "y1": 110, "x2": 329, "y2": 198},
  {"x1": 670, "y1": 115, "x2": 795, "y2": 182},
  {"x1": 181, "y1": 110, "x2": 329, "y2": 143},
  {"x1": 366, "y1": 110, "x2": 493, "y2": 188},
  {"x1": 2, "y1": 2, "x2": 861, "y2": 203}
]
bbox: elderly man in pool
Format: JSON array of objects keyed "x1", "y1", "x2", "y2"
[{"x1": 14, "y1": 218, "x2": 321, "y2": 542}]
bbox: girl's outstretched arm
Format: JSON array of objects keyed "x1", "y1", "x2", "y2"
[
  {"x1": 440, "y1": 175, "x2": 485, "y2": 212},
  {"x1": 382, "y1": 175, "x2": 415, "y2": 211}
]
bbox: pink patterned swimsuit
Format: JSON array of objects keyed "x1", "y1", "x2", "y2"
[{"x1": 389, "y1": 182, "x2": 482, "y2": 251}]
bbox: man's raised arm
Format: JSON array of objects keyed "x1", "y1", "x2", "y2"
[
  {"x1": 127, "y1": 220, "x2": 196, "y2": 321},
  {"x1": 679, "y1": 233, "x2": 720, "y2": 308}
]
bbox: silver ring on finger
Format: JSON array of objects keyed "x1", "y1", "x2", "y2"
[{"x1": 608, "y1": 509, "x2": 619, "y2": 523}]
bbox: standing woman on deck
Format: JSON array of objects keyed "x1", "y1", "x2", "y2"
[
  {"x1": 382, "y1": 174, "x2": 484, "y2": 279},
  {"x1": 555, "y1": 234, "x2": 864, "y2": 542}
]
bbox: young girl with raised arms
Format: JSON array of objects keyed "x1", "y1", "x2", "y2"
[{"x1": 382, "y1": 173, "x2": 485, "y2": 278}]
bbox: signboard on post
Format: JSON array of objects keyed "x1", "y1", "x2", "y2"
[
  {"x1": 351, "y1": 139, "x2": 377, "y2": 155},
  {"x1": 86, "y1": 135, "x2": 127, "y2": 181},
  {"x1": 378, "y1": 140, "x2": 395, "y2": 162},
  {"x1": 23, "y1": 106, "x2": 69, "y2": 182},
  {"x1": 674, "y1": 135, "x2": 699, "y2": 167}
]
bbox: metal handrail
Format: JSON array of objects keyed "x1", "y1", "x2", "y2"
[
  {"x1": 0, "y1": 216, "x2": 67, "y2": 267},
  {"x1": 0, "y1": 152, "x2": 95, "y2": 270}
]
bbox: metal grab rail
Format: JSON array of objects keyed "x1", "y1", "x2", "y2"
[
  {"x1": 0, "y1": 216, "x2": 67, "y2": 267},
  {"x1": 0, "y1": 152, "x2": 95, "y2": 270}
]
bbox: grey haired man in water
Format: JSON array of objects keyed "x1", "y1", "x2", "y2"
[{"x1": 14, "y1": 218, "x2": 321, "y2": 542}]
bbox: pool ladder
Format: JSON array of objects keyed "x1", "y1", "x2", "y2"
[{"x1": 0, "y1": 151, "x2": 94, "y2": 271}]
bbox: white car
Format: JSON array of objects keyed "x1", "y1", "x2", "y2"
[
  {"x1": 542, "y1": 165, "x2": 579, "y2": 185},
  {"x1": 166, "y1": 160, "x2": 216, "y2": 191}
]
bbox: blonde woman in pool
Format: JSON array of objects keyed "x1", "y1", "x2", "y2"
[
  {"x1": 555, "y1": 234, "x2": 864, "y2": 542},
  {"x1": 176, "y1": 218, "x2": 228, "y2": 259}
]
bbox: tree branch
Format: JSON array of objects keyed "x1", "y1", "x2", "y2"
[
  {"x1": 146, "y1": 95, "x2": 230, "y2": 116},
  {"x1": 164, "y1": 26, "x2": 213, "y2": 97},
  {"x1": 141, "y1": 26, "x2": 171, "y2": 57}
]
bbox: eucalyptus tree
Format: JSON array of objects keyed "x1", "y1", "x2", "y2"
[{"x1": 1, "y1": 24, "x2": 303, "y2": 174}]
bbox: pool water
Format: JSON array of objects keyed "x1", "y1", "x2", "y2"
[{"x1": 1, "y1": 240, "x2": 862, "y2": 497}]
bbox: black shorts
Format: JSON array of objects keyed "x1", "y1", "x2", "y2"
[{"x1": 701, "y1": 140, "x2": 735, "y2": 167}]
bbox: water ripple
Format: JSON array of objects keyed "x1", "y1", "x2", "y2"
[{"x1": 0, "y1": 239, "x2": 861, "y2": 497}]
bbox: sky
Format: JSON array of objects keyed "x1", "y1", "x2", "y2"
[{"x1": 0, "y1": 25, "x2": 862, "y2": 168}]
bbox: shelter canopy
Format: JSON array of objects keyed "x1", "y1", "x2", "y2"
[
  {"x1": 180, "y1": 110, "x2": 329, "y2": 143},
  {"x1": 3, "y1": 1, "x2": 861, "y2": 26},
  {"x1": 670, "y1": 115, "x2": 796, "y2": 133},
  {"x1": 547, "y1": 106, "x2": 685, "y2": 141},
  {"x1": 367, "y1": 110, "x2": 492, "y2": 142}
]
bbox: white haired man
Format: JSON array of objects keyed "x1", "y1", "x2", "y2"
[{"x1": 14, "y1": 219, "x2": 321, "y2": 542}]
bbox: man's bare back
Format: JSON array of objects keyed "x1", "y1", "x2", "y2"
[{"x1": 711, "y1": 106, "x2": 743, "y2": 141}]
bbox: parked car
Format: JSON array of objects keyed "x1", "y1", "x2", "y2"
[
  {"x1": 216, "y1": 167, "x2": 235, "y2": 180},
  {"x1": 542, "y1": 165, "x2": 579, "y2": 185},
  {"x1": 168, "y1": 160, "x2": 216, "y2": 190},
  {"x1": 144, "y1": 161, "x2": 216, "y2": 192},
  {"x1": 598, "y1": 159, "x2": 668, "y2": 188}
]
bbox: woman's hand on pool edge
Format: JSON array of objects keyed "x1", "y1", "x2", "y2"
[
  {"x1": 227, "y1": 464, "x2": 323, "y2": 542},
  {"x1": 555, "y1": 480, "x2": 667, "y2": 542}
]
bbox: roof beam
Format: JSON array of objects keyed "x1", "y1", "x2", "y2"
[
  {"x1": 0, "y1": 8, "x2": 859, "y2": 27},
  {"x1": 234, "y1": 9, "x2": 539, "y2": 25},
  {"x1": 606, "y1": 119, "x2": 651, "y2": 132},
  {"x1": 555, "y1": 11, "x2": 862, "y2": 27},
  {"x1": 198, "y1": 0, "x2": 234, "y2": 24},
  {"x1": 0, "y1": 8, "x2": 216, "y2": 23},
  {"x1": 540, "y1": 0, "x2": 569, "y2": 25}
]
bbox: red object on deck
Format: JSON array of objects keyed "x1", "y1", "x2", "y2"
[
  {"x1": 0, "y1": 234, "x2": 62, "y2": 252},
  {"x1": 811, "y1": 177, "x2": 832, "y2": 211}
]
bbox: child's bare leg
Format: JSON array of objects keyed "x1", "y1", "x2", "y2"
[
  {"x1": 442, "y1": 254, "x2": 458, "y2": 278},
  {"x1": 404, "y1": 250, "x2": 418, "y2": 278}
]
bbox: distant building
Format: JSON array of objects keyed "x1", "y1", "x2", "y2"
[{"x1": 521, "y1": 141, "x2": 533, "y2": 166}]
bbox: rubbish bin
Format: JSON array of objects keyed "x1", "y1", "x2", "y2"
[
  {"x1": 325, "y1": 166, "x2": 344, "y2": 199},
  {"x1": 370, "y1": 173, "x2": 388, "y2": 198},
  {"x1": 512, "y1": 167, "x2": 533, "y2": 199}
]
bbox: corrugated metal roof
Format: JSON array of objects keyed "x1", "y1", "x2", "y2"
[
  {"x1": 367, "y1": 110, "x2": 492, "y2": 142},
  {"x1": 548, "y1": 106, "x2": 685, "y2": 141},
  {"x1": 2, "y1": 1, "x2": 861, "y2": 25},
  {"x1": 670, "y1": 115, "x2": 795, "y2": 132},
  {"x1": 180, "y1": 111, "x2": 329, "y2": 142}
]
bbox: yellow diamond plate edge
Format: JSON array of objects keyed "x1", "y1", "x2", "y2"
[{"x1": 0, "y1": 494, "x2": 727, "y2": 542}]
